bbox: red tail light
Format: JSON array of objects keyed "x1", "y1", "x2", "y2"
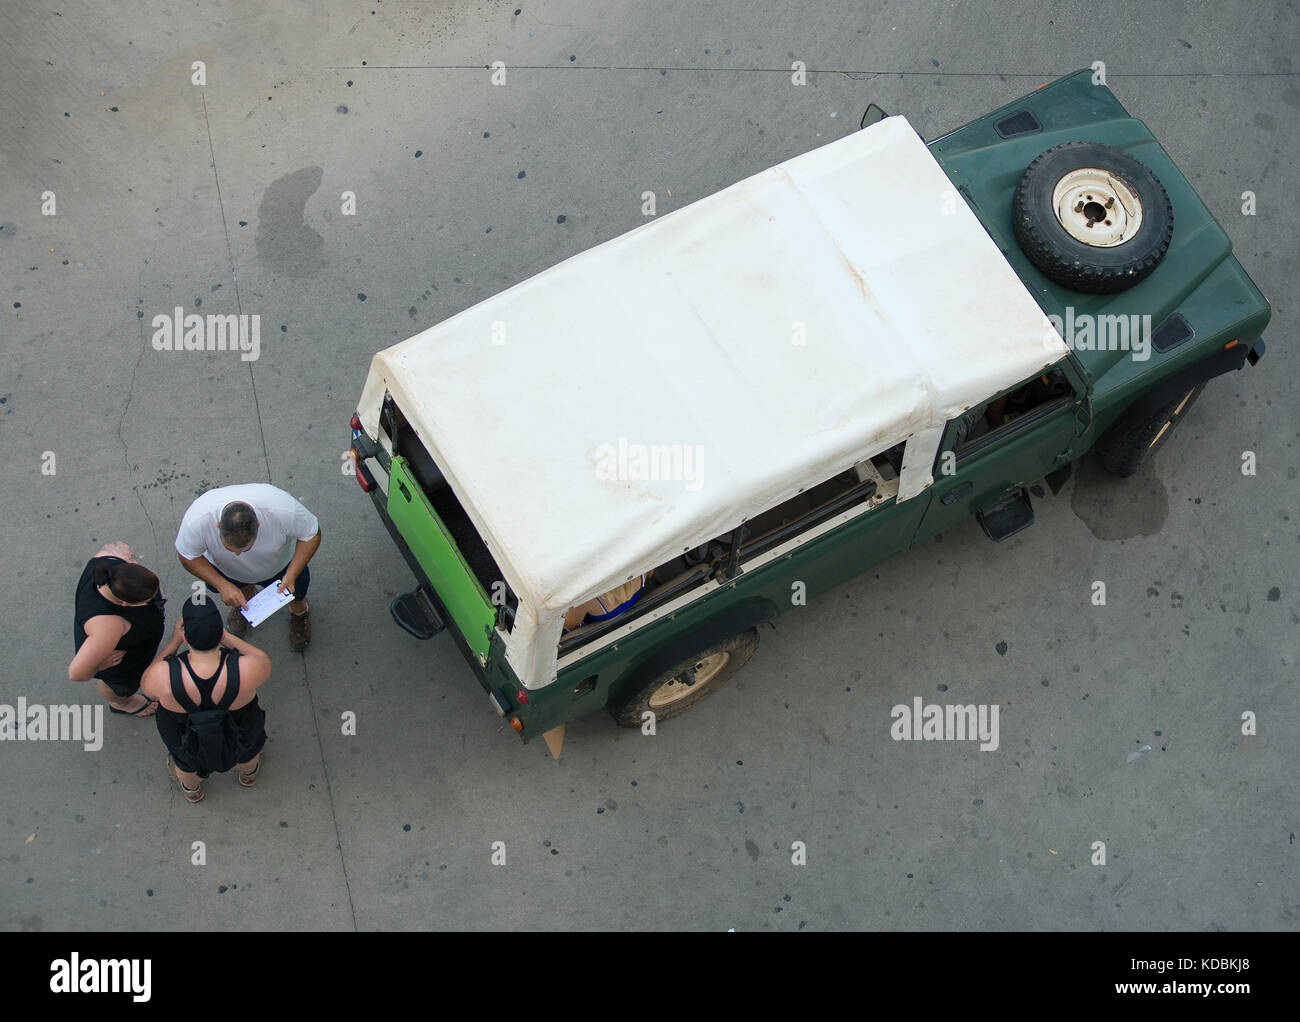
[
  {"x1": 346, "y1": 449, "x2": 375, "y2": 493},
  {"x1": 349, "y1": 413, "x2": 363, "y2": 432}
]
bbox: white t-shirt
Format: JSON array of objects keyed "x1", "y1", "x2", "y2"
[{"x1": 175, "y1": 483, "x2": 320, "y2": 583}]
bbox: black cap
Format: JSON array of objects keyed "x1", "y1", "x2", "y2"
[{"x1": 183, "y1": 592, "x2": 225, "y2": 651}]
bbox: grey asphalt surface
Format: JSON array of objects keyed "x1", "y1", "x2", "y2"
[{"x1": 1, "y1": 0, "x2": 1295, "y2": 931}]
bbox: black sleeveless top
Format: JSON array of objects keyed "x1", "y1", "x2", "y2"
[
  {"x1": 166, "y1": 649, "x2": 242, "y2": 711},
  {"x1": 154, "y1": 650, "x2": 266, "y2": 766},
  {"x1": 73, "y1": 556, "x2": 166, "y2": 685}
]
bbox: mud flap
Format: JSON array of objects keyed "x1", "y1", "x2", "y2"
[
  {"x1": 542, "y1": 724, "x2": 565, "y2": 760},
  {"x1": 1044, "y1": 463, "x2": 1073, "y2": 496},
  {"x1": 977, "y1": 488, "x2": 1035, "y2": 542}
]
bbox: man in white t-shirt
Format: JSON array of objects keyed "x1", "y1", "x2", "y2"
[{"x1": 175, "y1": 483, "x2": 322, "y2": 651}]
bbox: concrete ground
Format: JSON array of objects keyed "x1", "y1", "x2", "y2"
[{"x1": 1, "y1": 0, "x2": 1295, "y2": 931}]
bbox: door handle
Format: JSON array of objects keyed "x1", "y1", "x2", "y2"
[
  {"x1": 940, "y1": 482, "x2": 973, "y2": 505},
  {"x1": 1074, "y1": 396, "x2": 1093, "y2": 436},
  {"x1": 397, "y1": 479, "x2": 412, "y2": 502}
]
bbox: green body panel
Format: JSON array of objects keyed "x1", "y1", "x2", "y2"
[
  {"x1": 923, "y1": 396, "x2": 1084, "y2": 541},
  {"x1": 386, "y1": 456, "x2": 495, "y2": 661},
  {"x1": 927, "y1": 69, "x2": 1270, "y2": 436},
  {"x1": 515, "y1": 495, "x2": 933, "y2": 739}
]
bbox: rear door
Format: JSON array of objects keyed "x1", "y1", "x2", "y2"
[{"x1": 386, "y1": 455, "x2": 496, "y2": 662}]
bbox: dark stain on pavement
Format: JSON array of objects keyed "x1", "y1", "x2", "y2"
[
  {"x1": 255, "y1": 167, "x2": 326, "y2": 277},
  {"x1": 1070, "y1": 456, "x2": 1168, "y2": 539}
]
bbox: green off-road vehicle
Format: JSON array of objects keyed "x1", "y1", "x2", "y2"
[{"x1": 348, "y1": 69, "x2": 1269, "y2": 757}]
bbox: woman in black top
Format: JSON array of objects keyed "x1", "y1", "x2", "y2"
[
  {"x1": 69, "y1": 541, "x2": 167, "y2": 717},
  {"x1": 141, "y1": 595, "x2": 272, "y2": 803}
]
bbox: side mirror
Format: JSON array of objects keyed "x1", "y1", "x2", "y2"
[{"x1": 860, "y1": 103, "x2": 889, "y2": 129}]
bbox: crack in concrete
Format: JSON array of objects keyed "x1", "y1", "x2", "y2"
[
  {"x1": 119, "y1": 303, "x2": 161, "y2": 566},
  {"x1": 202, "y1": 91, "x2": 273, "y2": 484},
  {"x1": 156, "y1": 770, "x2": 177, "y2": 870},
  {"x1": 297, "y1": 653, "x2": 360, "y2": 931}
]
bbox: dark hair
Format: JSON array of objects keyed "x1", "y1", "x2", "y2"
[
  {"x1": 93, "y1": 560, "x2": 160, "y2": 604},
  {"x1": 219, "y1": 501, "x2": 258, "y2": 548},
  {"x1": 182, "y1": 596, "x2": 224, "y2": 652}
]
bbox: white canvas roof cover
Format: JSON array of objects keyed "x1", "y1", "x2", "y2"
[{"x1": 359, "y1": 116, "x2": 1069, "y2": 678}]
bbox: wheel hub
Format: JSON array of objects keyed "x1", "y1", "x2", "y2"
[
  {"x1": 1051, "y1": 168, "x2": 1143, "y2": 247},
  {"x1": 648, "y1": 651, "x2": 730, "y2": 709}
]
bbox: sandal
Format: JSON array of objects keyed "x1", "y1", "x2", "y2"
[
  {"x1": 238, "y1": 751, "x2": 263, "y2": 788},
  {"x1": 109, "y1": 694, "x2": 158, "y2": 717},
  {"x1": 166, "y1": 756, "x2": 204, "y2": 803}
]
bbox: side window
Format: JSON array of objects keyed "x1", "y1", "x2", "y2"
[
  {"x1": 555, "y1": 431, "x2": 946, "y2": 660},
  {"x1": 557, "y1": 554, "x2": 714, "y2": 656},
  {"x1": 736, "y1": 444, "x2": 905, "y2": 564},
  {"x1": 946, "y1": 365, "x2": 1076, "y2": 460}
]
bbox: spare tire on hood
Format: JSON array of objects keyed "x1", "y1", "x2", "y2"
[{"x1": 1011, "y1": 141, "x2": 1173, "y2": 294}]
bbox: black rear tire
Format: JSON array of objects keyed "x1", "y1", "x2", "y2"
[{"x1": 1012, "y1": 142, "x2": 1173, "y2": 294}]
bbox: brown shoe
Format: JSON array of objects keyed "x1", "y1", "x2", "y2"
[
  {"x1": 289, "y1": 603, "x2": 311, "y2": 651},
  {"x1": 226, "y1": 604, "x2": 248, "y2": 638}
]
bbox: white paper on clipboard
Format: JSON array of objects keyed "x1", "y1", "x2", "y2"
[{"x1": 240, "y1": 582, "x2": 294, "y2": 628}]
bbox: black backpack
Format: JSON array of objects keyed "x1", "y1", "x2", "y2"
[{"x1": 167, "y1": 651, "x2": 242, "y2": 774}]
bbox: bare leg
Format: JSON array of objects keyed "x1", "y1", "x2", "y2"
[
  {"x1": 236, "y1": 750, "x2": 263, "y2": 786},
  {"x1": 173, "y1": 764, "x2": 201, "y2": 789},
  {"x1": 97, "y1": 680, "x2": 155, "y2": 715}
]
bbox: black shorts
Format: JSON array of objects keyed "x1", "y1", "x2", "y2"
[
  {"x1": 96, "y1": 674, "x2": 143, "y2": 698},
  {"x1": 158, "y1": 701, "x2": 267, "y2": 777},
  {"x1": 212, "y1": 561, "x2": 310, "y2": 602}
]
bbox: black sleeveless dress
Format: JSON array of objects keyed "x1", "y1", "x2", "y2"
[
  {"x1": 154, "y1": 650, "x2": 267, "y2": 776},
  {"x1": 73, "y1": 556, "x2": 166, "y2": 696}
]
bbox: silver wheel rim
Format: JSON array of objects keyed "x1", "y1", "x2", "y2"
[
  {"x1": 1148, "y1": 387, "x2": 1199, "y2": 452},
  {"x1": 649, "y1": 651, "x2": 730, "y2": 709},
  {"x1": 1052, "y1": 168, "x2": 1143, "y2": 247}
]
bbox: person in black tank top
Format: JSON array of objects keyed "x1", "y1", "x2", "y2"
[
  {"x1": 141, "y1": 595, "x2": 273, "y2": 803},
  {"x1": 69, "y1": 542, "x2": 167, "y2": 717}
]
